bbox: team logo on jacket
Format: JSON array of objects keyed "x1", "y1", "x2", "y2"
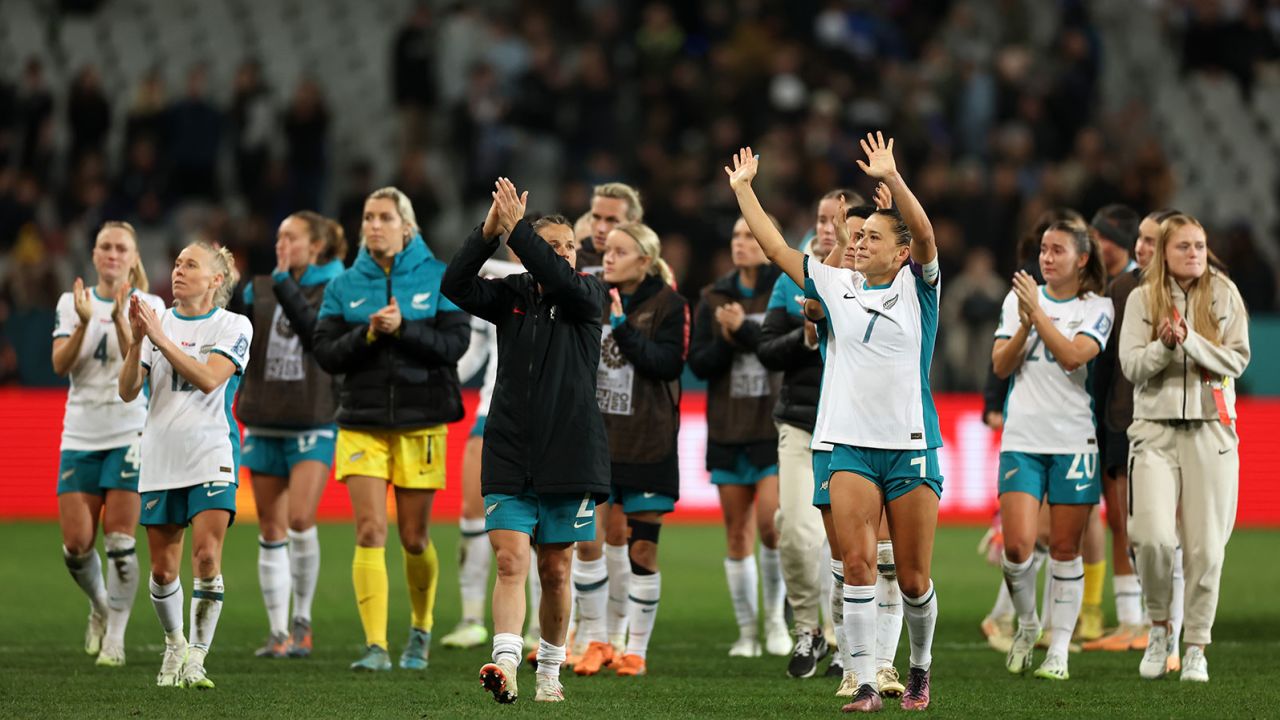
[
  {"x1": 412, "y1": 292, "x2": 432, "y2": 309},
  {"x1": 882, "y1": 293, "x2": 900, "y2": 310}
]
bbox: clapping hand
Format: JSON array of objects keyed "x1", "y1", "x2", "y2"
[
  {"x1": 72, "y1": 277, "x2": 92, "y2": 323},
  {"x1": 492, "y1": 177, "x2": 528, "y2": 236},
  {"x1": 370, "y1": 297, "x2": 402, "y2": 335},
  {"x1": 716, "y1": 301, "x2": 746, "y2": 339}
]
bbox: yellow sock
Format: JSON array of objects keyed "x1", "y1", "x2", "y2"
[
  {"x1": 1083, "y1": 560, "x2": 1106, "y2": 607},
  {"x1": 353, "y1": 546, "x2": 388, "y2": 649},
  {"x1": 403, "y1": 541, "x2": 439, "y2": 632}
]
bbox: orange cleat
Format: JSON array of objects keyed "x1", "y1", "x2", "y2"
[
  {"x1": 573, "y1": 641, "x2": 615, "y2": 676},
  {"x1": 614, "y1": 653, "x2": 647, "y2": 676},
  {"x1": 1083, "y1": 624, "x2": 1143, "y2": 652},
  {"x1": 1130, "y1": 629, "x2": 1149, "y2": 651},
  {"x1": 526, "y1": 648, "x2": 539, "y2": 668}
]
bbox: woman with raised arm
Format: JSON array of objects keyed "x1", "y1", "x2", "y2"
[
  {"x1": 52, "y1": 222, "x2": 164, "y2": 668},
  {"x1": 727, "y1": 133, "x2": 940, "y2": 712}
]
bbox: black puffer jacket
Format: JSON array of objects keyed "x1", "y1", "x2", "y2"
[
  {"x1": 756, "y1": 271, "x2": 823, "y2": 433},
  {"x1": 442, "y1": 219, "x2": 611, "y2": 500}
]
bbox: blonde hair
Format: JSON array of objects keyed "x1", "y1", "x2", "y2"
[
  {"x1": 190, "y1": 240, "x2": 240, "y2": 308},
  {"x1": 592, "y1": 182, "x2": 644, "y2": 222},
  {"x1": 1142, "y1": 213, "x2": 1224, "y2": 346},
  {"x1": 98, "y1": 221, "x2": 149, "y2": 293},
  {"x1": 362, "y1": 186, "x2": 418, "y2": 245},
  {"x1": 612, "y1": 222, "x2": 674, "y2": 287}
]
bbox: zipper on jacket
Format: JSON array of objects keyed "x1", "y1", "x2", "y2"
[
  {"x1": 1180, "y1": 294, "x2": 1187, "y2": 421},
  {"x1": 525, "y1": 288, "x2": 538, "y2": 484}
]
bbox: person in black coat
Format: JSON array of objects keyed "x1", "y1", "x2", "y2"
[{"x1": 442, "y1": 178, "x2": 608, "y2": 703}]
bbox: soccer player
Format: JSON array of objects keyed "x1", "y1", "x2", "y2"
[
  {"x1": 688, "y1": 217, "x2": 789, "y2": 660},
  {"x1": 1121, "y1": 213, "x2": 1249, "y2": 682},
  {"x1": 729, "y1": 133, "x2": 941, "y2": 712},
  {"x1": 52, "y1": 221, "x2": 163, "y2": 667},
  {"x1": 312, "y1": 187, "x2": 470, "y2": 671},
  {"x1": 992, "y1": 221, "x2": 1114, "y2": 682},
  {"x1": 118, "y1": 241, "x2": 252, "y2": 689},
  {"x1": 573, "y1": 222, "x2": 687, "y2": 678},
  {"x1": 442, "y1": 178, "x2": 611, "y2": 703},
  {"x1": 238, "y1": 211, "x2": 346, "y2": 658}
]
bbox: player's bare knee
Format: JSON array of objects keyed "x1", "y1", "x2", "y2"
[
  {"x1": 287, "y1": 512, "x2": 315, "y2": 534},
  {"x1": 494, "y1": 547, "x2": 527, "y2": 580},
  {"x1": 537, "y1": 554, "x2": 570, "y2": 588},
  {"x1": 1048, "y1": 541, "x2": 1081, "y2": 562},
  {"x1": 840, "y1": 550, "x2": 875, "y2": 586},
  {"x1": 192, "y1": 544, "x2": 220, "y2": 577},
  {"x1": 896, "y1": 570, "x2": 930, "y2": 599},
  {"x1": 1003, "y1": 539, "x2": 1035, "y2": 565}
]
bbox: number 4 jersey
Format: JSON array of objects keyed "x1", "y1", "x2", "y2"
[
  {"x1": 53, "y1": 289, "x2": 167, "y2": 452},
  {"x1": 995, "y1": 287, "x2": 1114, "y2": 454},
  {"x1": 139, "y1": 307, "x2": 253, "y2": 492}
]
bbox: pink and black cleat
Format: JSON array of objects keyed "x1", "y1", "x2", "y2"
[
  {"x1": 901, "y1": 667, "x2": 931, "y2": 711},
  {"x1": 840, "y1": 684, "x2": 884, "y2": 713}
]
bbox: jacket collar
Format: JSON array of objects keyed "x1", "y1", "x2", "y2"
[{"x1": 354, "y1": 232, "x2": 431, "y2": 279}]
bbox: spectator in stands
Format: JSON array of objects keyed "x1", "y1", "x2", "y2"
[
  {"x1": 67, "y1": 66, "x2": 111, "y2": 168},
  {"x1": 393, "y1": 2, "x2": 438, "y2": 150},
  {"x1": 166, "y1": 65, "x2": 223, "y2": 202},
  {"x1": 15, "y1": 58, "x2": 53, "y2": 178},
  {"x1": 230, "y1": 60, "x2": 274, "y2": 213},
  {"x1": 124, "y1": 69, "x2": 168, "y2": 154},
  {"x1": 283, "y1": 78, "x2": 329, "y2": 212}
]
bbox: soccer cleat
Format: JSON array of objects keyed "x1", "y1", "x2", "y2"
[
  {"x1": 350, "y1": 644, "x2": 392, "y2": 672},
  {"x1": 441, "y1": 621, "x2": 489, "y2": 649},
  {"x1": 1006, "y1": 625, "x2": 1039, "y2": 674},
  {"x1": 525, "y1": 648, "x2": 539, "y2": 669},
  {"x1": 836, "y1": 671, "x2": 859, "y2": 697},
  {"x1": 480, "y1": 659, "x2": 519, "y2": 704},
  {"x1": 1180, "y1": 646, "x2": 1208, "y2": 682},
  {"x1": 534, "y1": 672, "x2": 565, "y2": 702},
  {"x1": 765, "y1": 620, "x2": 794, "y2": 656},
  {"x1": 787, "y1": 630, "x2": 828, "y2": 678},
  {"x1": 1074, "y1": 604, "x2": 1104, "y2": 642},
  {"x1": 826, "y1": 652, "x2": 846, "y2": 678},
  {"x1": 840, "y1": 683, "x2": 883, "y2": 713},
  {"x1": 981, "y1": 613, "x2": 1014, "y2": 653},
  {"x1": 613, "y1": 653, "x2": 647, "y2": 677},
  {"x1": 1139, "y1": 625, "x2": 1172, "y2": 680},
  {"x1": 1038, "y1": 630, "x2": 1082, "y2": 654},
  {"x1": 179, "y1": 660, "x2": 215, "y2": 690},
  {"x1": 286, "y1": 617, "x2": 313, "y2": 658},
  {"x1": 876, "y1": 666, "x2": 905, "y2": 697},
  {"x1": 1167, "y1": 650, "x2": 1181, "y2": 673},
  {"x1": 1033, "y1": 652, "x2": 1070, "y2": 681},
  {"x1": 156, "y1": 638, "x2": 187, "y2": 687},
  {"x1": 573, "y1": 641, "x2": 614, "y2": 676},
  {"x1": 254, "y1": 632, "x2": 289, "y2": 658},
  {"x1": 84, "y1": 610, "x2": 106, "y2": 656},
  {"x1": 900, "y1": 667, "x2": 931, "y2": 711},
  {"x1": 95, "y1": 641, "x2": 126, "y2": 667},
  {"x1": 1082, "y1": 623, "x2": 1144, "y2": 652},
  {"x1": 399, "y1": 629, "x2": 431, "y2": 670},
  {"x1": 729, "y1": 636, "x2": 761, "y2": 658},
  {"x1": 1130, "y1": 629, "x2": 1149, "y2": 651}
]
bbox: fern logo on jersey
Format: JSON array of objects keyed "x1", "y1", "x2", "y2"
[{"x1": 882, "y1": 293, "x2": 900, "y2": 310}]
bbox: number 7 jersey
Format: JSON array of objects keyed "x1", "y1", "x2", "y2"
[
  {"x1": 139, "y1": 307, "x2": 253, "y2": 492},
  {"x1": 994, "y1": 287, "x2": 1114, "y2": 454}
]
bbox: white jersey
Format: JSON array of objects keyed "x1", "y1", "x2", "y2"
[
  {"x1": 53, "y1": 289, "x2": 166, "y2": 451},
  {"x1": 805, "y1": 257, "x2": 941, "y2": 451},
  {"x1": 995, "y1": 287, "x2": 1114, "y2": 454},
  {"x1": 455, "y1": 258, "x2": 523, "y2": 418},
  {"x1": 139, "y1": 307, "x2": 253, "y2": 492}
]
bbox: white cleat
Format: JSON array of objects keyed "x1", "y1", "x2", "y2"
[
  {"x1": 95, "y1": 641, "x2": 126, "y2": 667},
  {"x1": 85, "y1": 610, "x2": 106, "y2": 656},
  {"x1": 1180, "y1": 646, "x2": 1209, "y2": 683},
  {"x1": 836, "y1": 670, "x2": 859, "y2": 697},
  {"x1": 180, "y1": 660, "x2": 215, "y2": 689},
  {"x1": 1033, "y1": 652, "x2": 1070, "y2": 681},
  {"x1": 1006, "y1": 624, "x2": 1039, "y2": 674},
  {"x1": 728, "y1": 636, "x2": 762, "y2": 658},
  {"x1": 156, "y1": 638, "x2": 188, "y2": 687},
  {"x1": 877, "y1": 666, "x2": 905, "y2": 697},
  {"x1": 441, "y1": 622, "x2": 490, "y2": 649},
  {"x1": 534, "y1": 673, "x2": 566, "y2": 702},
  {"x1": 764, "y1": 621, "x2": 793, "y2": 656},
  {"x1": 1139, "y1": 625, "x2": 1172, "y2": 680}
]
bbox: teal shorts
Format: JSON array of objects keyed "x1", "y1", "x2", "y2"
[
  {"x1": 710, "y1": 451, "x2": 779, "y2": 486},
  {"x1": 141, "y1": 482, "x2": 237, "y2": 527},
  {"x1": 610, "y1": 489, "x2": 676, "y2": 514},
  {"x1": 812, "y1": 449, "x2": 832, "y2": 508},
  {"x1": 57, "y1": 444, "x2": 140, "y2": 496},
  {"x1": 242, "y1": 428, "x2": 336, "y2": 477},
  {"x1": 484, "y1": 491, "x2": 597, "y2": 545},
  {"x1": 470, "y1": 415, "x2": 487, "y2": 438},
  {"x1": 828, "y1": 445, "x2": 943, "y2": 502},
  {"x1": 998, "y1": 451, "x2": 1100, "y2": 505}
]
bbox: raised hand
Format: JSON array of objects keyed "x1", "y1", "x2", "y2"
[
  {"x1": 72, "y1": 277, "x2": 92, "y2": 323},
  {"x1": 724, "y1": 147, "x2": 759, "y2": 190},
  {"x1": 482, "y1": 194, "x2": 503, "y2": 239},
  {"x1": 834, "y1": 194, "x2": 851, "y2": 246},
  {"x1": 855, "y1": 131, "x2": 898, "y2": 180},
  {"x1": 493, "y1": 177, "x2": 528, "y2": 235},
  {"x1": 873, "y1": 182, "x2": 892, "y2": 210}
]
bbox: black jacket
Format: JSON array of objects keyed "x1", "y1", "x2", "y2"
[
  {"x1": 442, "y1": 219, "x2": 611, "y2": 499},
  {"x1": 757, "y1": 273, "x2": 823, "y2": 433},
  {"x1": 312, "y1": 236, "x2": 469, "y2": 429}
]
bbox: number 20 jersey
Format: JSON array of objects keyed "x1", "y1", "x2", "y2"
[
  {"x1": 994, "y1": 287, "x2": 1114, "y2": 455},
  {"x1": 139, "y1": 307, "x2": 253, "y2": 492}
]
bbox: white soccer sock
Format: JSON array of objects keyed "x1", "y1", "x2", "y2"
[
  {"x1": 103, "y1": 533, "x2": 138, "y2": 646},
  {"x1": 572, "y1": 557, "x2": 608, "y2": 644},
  {"x1": 1113, "y1": 574, "x2": 1143, "y2": 626},
  {"x1": 625, "y1": 572, "x2": 661, "y2": 659},
  {"x1": 458, "y1": 517, "x2": 490, "y2": 624},
  {"x1": 830, "y1": 558, "x2": 848, "y2": 666},
  {"x1": 149, "y1": 576, "x2": 184, "y2": 639},
  {"x1": 901, "y1": 581, "x2": 937, "y2": 671},
  {"x1": 724, "y1": 555, "x2": 760, "y2": 638},
  {"x1": 991, "y1": 580, "x2": 1014, "y2": 619},
  {"x1": 64, "y1": 545, "x2": 108, "y2": 617},
  {"x1": 1035, "y1": 547, "x2": 1052, "y2": 624},
  {"x1": 875, "y1": 541, "x2": 903, "y2": 669},
  {"x1": 1048, "y1": 558, "x2": 1083, "y2": 658},
  {"x1": 605, "y1": 543, "x2": 631, "y2": 646},
  {"x1": 820, "y1": 539, "x2": 834, "y2": 636},
  {"x1": 526, "y1": 547, "x2": 542, "y2": 638},
  {"x1": 288, "y1": 527, "x2": 320, "y2": 623},
  {"x1": 842, "y1": 584, "x2": 877, "y2": 685},
  {"x1": 492, "y1": 632, "x2": 523, "y2": 666},
  {"x1": 536, "y1": 637, "x2": 566, "y2": 678},
  {"x1": 1170, "y1": 546, "x2": 1185, "y2": 644},
  {"x1": 1002, "y1": 555, "x2": 1040, "y2": 629},
  {"x1": 257, "y1": 537, "x2": 291, "y2": 636},
  {"x1": 190, "y1": 575, "x2": 225, "y2": 655},
  {"x1": 759, "y1": 545, "x2": 785, "y2": 626}
]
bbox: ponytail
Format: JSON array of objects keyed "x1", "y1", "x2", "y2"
[
  {"x1": 613, "y1": 222, "x2": 674, "y2": 288},
  {"x1": 191, "y1": 240, "x2": 240, "y2": 308}
]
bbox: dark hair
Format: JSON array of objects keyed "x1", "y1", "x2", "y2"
[
  {"x1": 1145, "y1": 207, "x2": 1180, "y2": 224},
  {"x1": 1019, "y1": 207, "x2": 1086, "y2": 267},
  {"x1": 1090, "y1": 204, "x2": 1140, "y2": 249},
  {"x1": 846, "y1": 204, "x2": 877, "y2": 220},
  {"x1": 531, "y1": 213, "x2": 574, "y2": 234},
  {"x1": 820, "y1": 188, "x2": 865, "y2": 207},
  {"x1": 871, "y1": 208, "x2": 911, "y2": 247},
  {"x1": 1043, "y1": 220, "x2": 1106, "y2": 296},
  {"x1": 291, "y1": 210, "x2": 348, "y2": 265}
]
